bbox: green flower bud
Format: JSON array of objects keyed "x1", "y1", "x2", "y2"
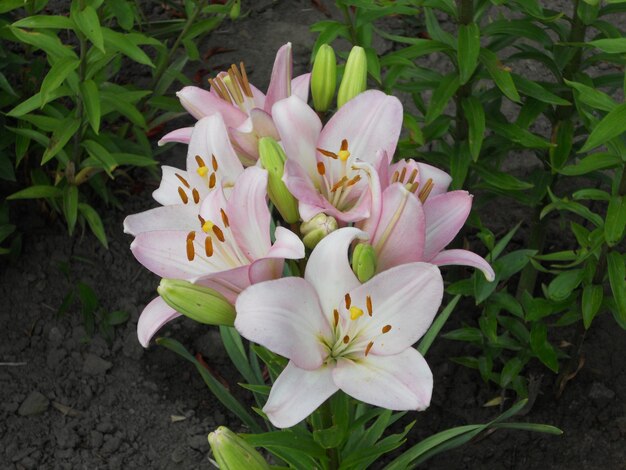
[
  {"x1": 229, "y1": 0, "x2": 240, "y2": 20},
  {"x1": 258, "y1": 137, "x2": 300, "y2": 224},
  {"x1": 311, "y1": 44, "x2": 337, "y2": 112},
  {"x1": 208, "y1": 426, "x2": 269, "y2": 470},
  {"x1": 337, "y1": 46, "x2": 367, "y2": 108},
  {"x1": 300, "y1": 213, "x2": 338, "y2": 249},
  {"x1": 352, "y1": 242, "x2": 377, "y2": 283},
  {"x1": 157, "y1": 279, "x2": 235, "y2": 326}
]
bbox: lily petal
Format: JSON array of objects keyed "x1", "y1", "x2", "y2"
[
  {"x1": 291, "y1": 73, "x2": 311, "y2": 102},
  {"x1": 158, "y1": 127, "x2": 193, "y2": 146},
  {"x1": 387, "y1": 160, "x2": 452, "y2": 197},
  {"x1": 333, "y1": 348, "x2": 432, "y2": 411},
  {"x1": 273, "y1": 95, "x2": 322, "y2": 179},
  {"x1": 265, "y1": 226, "x2": 306, "y2": 260},
  {"x1": 430, "y1": 249, "x2": 495, "y2": 281},
  {"x1": 194, "y1": 265, "x2": 253, "y2": 304},
  {"x1": 264, "y1": 43, "x2": 292, "y2": 113},
  {"x1": 318, "y1": 90, "x2": 402, "y2": 166},
  {"x1": 305, "y1": 227, "x2": 366, "y2": 315},
  {"x1": 152, "y1": 166, "x2": 198, "y2": 206},
  {"x1": 177, "y1": 86, "x2": 247, "y2": 128},
  {"x1": 137, "y1": 297, "x2": 181, "y2": 348},
  {"x1": 235, "y1": 277, "x2": 331, "y2": 370},
  {"x1": 263, "y1": 361, "x2": 338, "y2": 428},
  {"x1": 123, "y1": 204, "x2": 199, "y2": 236},
  {"x1": 422, "y1": 191, "x2": 472, "y2": 261},
  {"x1": 346, "y1": 262, "x2": 443, "y2": 355}
]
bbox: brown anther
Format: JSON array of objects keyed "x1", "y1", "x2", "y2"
[
  {"x1": 186, "y1": 231, "x2": 196, "y2": 261},
  {"x1": 239, "y1": 62, "x2": 253, "y2": 97},
  {"x1": 331, "y1": 176, "x2": 348, "y2": 192},
  {"x1": 175, "y1": 173, "x2": 190, "y2": 188},
  {"x1": 418, "y1": 178, "x2": 434, "y2": 203},
  {"x1": 186, "y1": 231, "x2": 196, "y2": 242},
  {"x1": 198, "y1": 214, "x2": 206, "y2": 225},
  {"x1": 340, "y1": 139, "x2": 349, "y2": 151},
  {"x1": 220, "y1": 208, "x2": 230, "y2": 228},
  {"x1": 344, "y1": 293, "x2": 351, "y2": 309},
  {"x1": 211, "y1": 154, "x2": 219, "y2": 171},
  {"x1": 365, "y1": 341, "x2": 374, "y2": 356},
  {"x1": 317, "y1": 162, "x2": 326, "y2": 175},
  {"x1": 210, "y1": 77, "x2": 233, "y2": 105},
  {"x1": 346, "y1": 174, "x2": 361, "y2": 187},
  {"x1": 333, "y1": 309, "x2": 339, "y2": 327},
  {"x1": 226, "y1": 67, "x2": 244, "y2": 103},
  {"x1": 317, "y1": 148, "x2": 338, "y2": 159},
  {"x1": 407, "y1": 168, "x2": 418, "y2": 184},
  {"x1": 409, "y1": 181, "x2": 420, "y2": 193},
  {"x1": 343, "y1": 335, "x2": 350, "y2": 344},
  {"x1": 192, "y1": 188, "x2": 200, "y2": 204},
  {"x1": 366, "y1": 295, "x2": 372, "y2": 316},
  {"x1": 399, "y1": 167, "x2": 407, "y2": 183},
  {"x1": 205, "y1": 236, "x2": 213, "y2": 257},
  {"x1": 195, "y1": 155, "x2": 206, "y2": 168},
  {"x1": 178, "y1": 187, "x2": 189, "y2": 204},
  {"x1": 212, "y1": 225, "x2": 225, "y2": 242},
  {"x1": 382, "y1": 325, "x2": 392, "y2": 334},
  {"x1": 391, "y1": 170, "x2": 400, "y2": 183},
  {"x1": 209, "y1": 173, "x2": 216, "y2": 189}
]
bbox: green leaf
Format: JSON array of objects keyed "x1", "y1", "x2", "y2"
[
  {"x1": 8, "y1": 86, "x2": 71, "y2": 117},
  {"x1": 7, "y1": 185, "x2": 62, "y2": 200},
  {"x1": 78, "y1": 203, "x2": 108, "y2": 248},
  {"x1": 418, "y1": 295, "x2": 461, "y2": 356},
  {"x1": 546, "y1": 269, "x2": 584, "y2": 302},
  {"x1": 513, "y1": 74, "x2": 570, "y2": 106},
  {"x1": 102, "y1": 28, "x2": 154, "y2": 67},
  {"x1": 564, "y1": 79, "x2": 617, "y2": 112},
  {"x1": 425, "y1": 74, "x2": 460, "y2": 124},
  {"x1": 480, "y1": 48, "x2": 521, "y2": 103},
  {"x1": 80, "y1": 80, "x2": 101, "y2": 134},
  {"x1": 500, "y1": 357, "x2": 524, "y2": 387},
  {"x1": 63, "y1": 185, "x2": 79, "y2": 235},
  {"x1": 9, "y1": 27, "x2": 76, "y2": 59},
  {"x1": 530, "y1": 322, "x2": 559, "y2": 372},
  {"x1": 82, "y1": 140, "x2": 117, "y2": 175},
  {"x1": 12, "y1": 15, "x2": 75, "y2": 29},
  {"x1": 157, "y1": 337, "x2": 262, "y2": 433},
  {"x1": 219, "y1": 326, "x2": 260, "y2": 386},
  {"x1": 475, "y1": 164, "x2": 534, "y2": 191},
  {"x1": 607, "y1": 251, "x2": 626, "y2": 322},
  {"x1": 462, "y1": 96, "x2": 485, "y2": 161},
  {"x1": 549, "y1": 119, "x2": 574, "y2": 171},
  {"x1": 605, "y1": 196, "x2": 626, "y2": 246},
  {"x1": 42, "y1": 117, "x2": 81, "y2": 164},
  {"x1": 74, "y1": 5, "x2": 105, "y2": 52},
  {"x1": 108, "y1": 0, "x2": 135, "y2": 30},
  {"x1": 582, "y1": 284, "x2": 603, "y2": 329},
  {"x1": 442, "y1": 327, "x2": 482, "y2": 343},
  {"x1": 580, "y1": 103, "x2": 626, "y2": 153},
  {"x1": 487, "y1": 120, "x2": 552, "y2": 149},
  {"x1": 78, "y1": 281, "x2": 98, "y2": 335},
  {"x1": 457, "y1": 23, "x2": 480, "y2": 84},
  {"x1": 558, "y1": 153, "x2": 622, "y2": 176},
  {"x1": 588, "y1": 37, "x2": 626, "y2": 53},
  {"x1": 105, "y1": 310, "x2": 130, "y2": 326},
  {"x1": 40, "y1": 57, "x2": 80, "y2": 104}
]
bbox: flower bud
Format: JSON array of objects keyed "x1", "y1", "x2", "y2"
[
  {"x1": 337, "y1": 46, "x2": 367, "y2": 108},
  {"x1": 208, "y1": 426, "x2": 269, "y2": 470},
  {"x1": 258, "y1": 137, "x2": 300, "y2": 224},
  {"x1": 300, "y1": 213, "x2": 338, "y2": 249},
  {"x1": 229, "y1": 0, "x2": 240, "y2": 20},
  {"x1": 311, "y1": 44, "x2": 337, "y2": 112},
  {"x1": 352, "y1": 242, "x2": 377, "y2": 283},
  {"x1": 157, "y1": 279, "x2": 235, "y2": 326}
]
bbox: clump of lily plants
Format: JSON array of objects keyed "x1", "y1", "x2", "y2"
[{"x1": 124, "y1": 43, "x2": 560, "y2": 468}]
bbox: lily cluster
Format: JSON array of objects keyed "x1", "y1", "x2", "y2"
[{"x1": 124, "y1": 43, "x2": 494, "y2": 428}]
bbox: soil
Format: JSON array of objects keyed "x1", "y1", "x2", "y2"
[{"x1": 2, "y1": 1, "x2": 626, "y2": 469}]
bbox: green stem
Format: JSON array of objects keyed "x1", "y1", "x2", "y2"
[
  {"x1": 72, "y1": 33, "x2": 88, "y2": 170},
  {"x1": 319, "y1": 400, "x2": 339, "y2": 469},
  {"x1": 340, "y1": 5, "x2": 358, "y2": 45}
]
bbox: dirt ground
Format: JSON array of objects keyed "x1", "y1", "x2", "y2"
[{"x1": 1, "y1": 1, "x2": 626, "y2": 469}]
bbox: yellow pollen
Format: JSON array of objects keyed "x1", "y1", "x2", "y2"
[
  {"x1": 338, "y1": 149, "x2": 351, "y2": 161},
  {"x1": 197, "y1": 166, "x2": 209, "y2": 177},
  {"x1": 202, "y1": 221, "x2": 215, "y2": 233},
  {"x1": 349, "y1": 306, "x2": 364, "y2": 320}
]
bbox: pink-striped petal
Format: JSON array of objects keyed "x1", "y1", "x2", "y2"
[
  {"x1": 344, "y1": 262, "x2": 442, "y2": 355},
  {"x1": 273, "y1": 95, "x2": 322, "y2": 179},
  {"x1": 263, "y1": 362, "x2": 338, "y2": 428},
  {"x1": 152, "y1": 166, "x2": 200, "y2": 206},
  {"x1": 291, "y1": 73, "x2": 311, "y2": 102},
  {"x1": 318, "y1": 90, "x2": 402, "y2": 166},
  {"x1": 305, "y1": 227, "x2": 365, "y2": 315},
  {"x1": 265, "y1": 226, "x2": 305, "y2": 260},
  {"x1": 387, "y1": 160, "x2": 452, "y2": 197},
  {"x1": 158, "y1": 127, "x2": 193, "y2": 146},
  {"x1": 123, "y1": 204, "x2": 199, "y2": 236},
  {"x1": 430, "y1": 249, "x2": 495, "y2": 281},
  {"x1": 422, "y1": 191, "x2": 472, "y2": 261},
  {"x1": 194, "y1": 265, "x2": 253, "y2": 305},
  {"x1": 235, "y1": 277, "x2": 331, "y2": 370},
  {"x1": 264, "y1": 43, "x2": 292, "y2": 113},
  {"x1": 177, "y1": 86, "x2": 247, "y2": 128},
  {"x1": 137, "y1": 297, "x2": 181, "y2": 348},
  {"x1": 333, "y1": 348, "x2": 432, "y2": 411}
]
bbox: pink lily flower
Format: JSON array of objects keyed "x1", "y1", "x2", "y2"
[
  {"x1": 272, "y1": 90, "x2": 403, "y2": 223},
  {"x1": 235, "y1": 227, "x2": 443, "y2": 428},
  {"x1": 125, "y1": 166, "x2": 305, "y2": 346},
  {"x1": 159, "y1": 43, "x2": 311, "y2": 166},
  {"x1": 360, "y1": 157, "x2": 495, "y2": 280}
]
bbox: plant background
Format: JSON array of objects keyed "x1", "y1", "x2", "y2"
[{"x1": 1, "y1": 0, "x2": 625, "y2": 468}]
